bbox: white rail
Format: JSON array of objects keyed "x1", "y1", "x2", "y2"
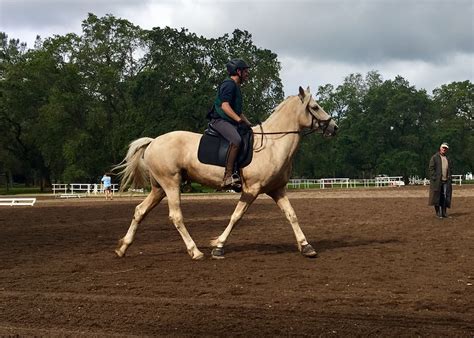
[
  {"x1": 52, "y1": 184, "x2": 68, "y2": 195},
  {"x1": 0, "y1": 198, "x2": 36, "y2": 206},
  {"x1": 319, "y1": 178, "x2": 350, "y2": 189},
  {"x1": 287, "y1": 174, "x2": 466, "y2": 189},
  {"x1": 375, "y1": 176, "x2": 404, "y2": 187},
  {"x1": 52, "y1": 183, "x2": 119, "y2": 197},
  {"x1": 287, "y1": 179, "x2": 319, "y2": 189},
  {"x1": 452, "y1": 174, "x2": 462, "y2": 185}
]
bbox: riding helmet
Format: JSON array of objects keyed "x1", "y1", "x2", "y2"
[{"x1": 226, "y1": 58, "x2": 250, "y2": 75}]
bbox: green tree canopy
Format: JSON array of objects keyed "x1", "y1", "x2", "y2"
[
  {"x1": 0, "y1": 14, "x2": 284, "y2": 187},
  {"x1": 0, "y1": 14, "x2": 472, "y2": 189}
]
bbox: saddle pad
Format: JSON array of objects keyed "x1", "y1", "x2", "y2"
[{"x1": 197, "y1": 129, "x2": 253, "y2": 168}]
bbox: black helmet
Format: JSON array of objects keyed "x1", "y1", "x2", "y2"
[{"x1": 226, "y1": 58, "x2": 250, "y2": 76}]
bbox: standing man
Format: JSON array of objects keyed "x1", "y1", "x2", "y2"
[
  {"x1": 207, "y1": 58, "x2": 252, "y2": 190},
  {"x1": 101, "y1": 172, "x2": 113, "y2": 200},
  {"x1": 428, "y1": 142, "x2": 453, "y2": 218}
]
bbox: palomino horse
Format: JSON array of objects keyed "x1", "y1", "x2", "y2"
[{"x1": 115, "y1": 86, "x2": 338, "y2": 260}]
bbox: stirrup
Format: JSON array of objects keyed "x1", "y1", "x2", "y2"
[
  {"x1": 225, "y1": 173, "x2": 241, "y2": 185},
  {"x1": 222, "y1": 173, "x2": 242, "y2": 190},
  {"x1": 230, "y1": 172, "x2": 241, "y2": 183}
]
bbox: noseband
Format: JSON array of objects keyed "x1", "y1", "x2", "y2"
[{"x1": 307, "y1": 108, "x2": 333, "y2": 136}]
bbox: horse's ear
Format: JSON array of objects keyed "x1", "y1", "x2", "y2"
[
  {"x1": 306, "y1": 86, "x2": 311, "y2": 92},
  {"x1": 298, "y1": 86, "x2": 305, "y2": 101}
]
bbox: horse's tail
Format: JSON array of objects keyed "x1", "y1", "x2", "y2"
[{"x1": 114, "y1": 137, "x2": 154, "y2": 192}]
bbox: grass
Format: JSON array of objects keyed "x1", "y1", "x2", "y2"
[{"x1": 0, "y1": 186, "x2": 45, "y2": 195}]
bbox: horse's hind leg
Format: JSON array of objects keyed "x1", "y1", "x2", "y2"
[{"x1": 115, "y1": 186, "x2": 165, "y2": 257}]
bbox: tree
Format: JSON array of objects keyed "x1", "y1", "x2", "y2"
[
  {"x1": 141, "y1": 28, "x2": 283, "y2": 134},
  {"x1": 0, "y1": 34, "x2": 59, "y2": 189},
  {"x1": 295, "y1": 73, "x2": 435, "y2": 180},
  {"x1": 0, "y1": 15, "x2": 284, "y2": 186},
  {"x1": 432, "y1": 81, "x2": 474, "y2": 174}
]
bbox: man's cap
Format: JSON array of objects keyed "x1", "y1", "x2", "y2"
[{"x1": 440, "y1": 142, "x2": 449, "y2": 149}]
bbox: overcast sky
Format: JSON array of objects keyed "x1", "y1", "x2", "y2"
[{"x1": 1, "y1": 0, "x2": 473, "y2": 96}]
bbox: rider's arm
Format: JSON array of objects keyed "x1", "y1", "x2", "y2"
[{"x1": 221, "y1": 102, "x2": 243, "y2": 123}]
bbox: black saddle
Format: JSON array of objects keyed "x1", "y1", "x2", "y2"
[{"x1": 197, "y1": 124, "x2": 254, "y2": 168}]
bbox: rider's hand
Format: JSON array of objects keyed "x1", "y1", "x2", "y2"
[{"x1": 239, "y1": 118, "x2": 252, "y2": 128}]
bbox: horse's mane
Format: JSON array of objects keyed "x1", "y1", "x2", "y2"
[
  {"x1": 262, "y1": 95, "x2": 297, "y2": 124},
  {"x1": 275, "y1": 95, "x2": 296, "y2": 112}
]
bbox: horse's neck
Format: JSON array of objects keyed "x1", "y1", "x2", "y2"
[
  {"x1": 261, "y1": 97, "x2": 301, "y2": 133},
  {"x1": 257, "y1": 96, "x2": 302, "y2": 165}
]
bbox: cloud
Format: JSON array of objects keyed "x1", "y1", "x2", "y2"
[
  {"x1": 188, "y1": 0, "x2": 474, "y2": 64},
  {"x1": 281, "y1": 51, "x2": 473, "y2": 95},
  {"x1": 1, "y1": 0, "x2": 472, "y2": 95},
  {"x1": 0, "y1": 0, "x2": 132, "y2": 28}
]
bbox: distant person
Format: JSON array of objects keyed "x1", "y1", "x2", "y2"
[
  {"x1": 101, "y1": 173, "x2": 113, "y2": 200},
  {"x1": 428, "y1": 142, "x2": 453, "y2": 218}
]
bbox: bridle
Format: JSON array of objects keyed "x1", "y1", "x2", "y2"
[
  {"x1": 305, "y1": 107, "x2": 333, "y2": 136},
  {"x1": 252, "y1": 105, "x2": 333, "y2": 138}
]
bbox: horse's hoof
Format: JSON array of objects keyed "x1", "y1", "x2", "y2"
[
  {"x1": 211, "y1": 247, "x2": 225, "y2": 259},
  {"x1": 301, "y1": 244, "x2": 318, "y2": 258},
  {"x1": 115, "y1": 249, "x2": 124, "y2": 257},
  {"x1": 192, "y1": 252, "x2": 205, "y2": 260}
]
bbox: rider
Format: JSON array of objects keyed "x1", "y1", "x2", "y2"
[{"x1": 208, "y1": 58, "x2": 252, "y2": 189}]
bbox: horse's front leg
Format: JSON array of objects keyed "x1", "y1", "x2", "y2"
[
  {"x1": 115, "y1": 186, "x2": 166, "y2": 257},
  {"x1": 165, "y1": 186, "x2": 204, "y2": 260},
  {"x1": 267, "y1": 187, "x2": 317, "y2": 258},
  {"x1": 210, "y1": 192, "x2": 257, "y2": 259}
]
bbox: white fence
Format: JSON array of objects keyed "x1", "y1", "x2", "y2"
[
  {"x1": 52, "y1": 183, "x2": 119, "y2": 197},
  {"x1": 409, "y1": 176, "x2": 430, "y2": 185},
  {"x1": 320, "y1": 178, "x2": 350, "y2": 189},
  {"x1": 0, "y1": 198, "x2": 36, "y2": 206},
  {"x1": 52, "y1": 175, "x2": 465, "y2": 197},
  {"x1": 375, "y1": 176, "x2": 404, "y2": 187},
  {"x1": 286, "y1": 179, "x2": 319, "y2": 189},
  {"x1": 452, "y1": 174, "x2": 463, "y2": 185},
  {"x1": 287, "y1": 174, "x2": 464, "y2": 190},
  {"x1": 287, "y1": 177, "x2": 404, "y2": 189},
  {"x1": 409, "y1": 175, "x2": 463, "y2": 186}
]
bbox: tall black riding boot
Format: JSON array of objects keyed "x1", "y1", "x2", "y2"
[
  {"x1": 221, "y1": 143, "x2": 241, "y2": 190},
  {"x1": 435, "y1": 206, "x2": 442, "y2": 219}
]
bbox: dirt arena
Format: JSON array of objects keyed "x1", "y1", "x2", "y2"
[{"x1": 1, "y1": 186, "x2": 473, "y2": 336}]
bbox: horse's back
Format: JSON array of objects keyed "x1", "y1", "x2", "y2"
[
  {"x1": 154, "y1": 130, "x2": 201, "y2": 144},
  {"x1": 144, "y1": 131, "x2": 202, "y2": 168}
]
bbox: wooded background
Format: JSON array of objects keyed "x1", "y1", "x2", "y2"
[{"x1": 1, "y1": 14, "x2": 472, "y2": 190}]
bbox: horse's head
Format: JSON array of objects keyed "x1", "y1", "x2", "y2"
[{"x1": 298, "y1": 86, "x2": 338, "y2": 136}]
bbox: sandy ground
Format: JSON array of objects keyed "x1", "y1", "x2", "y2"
[{"x1": 0, "y1": 185, "x2": 473, "y2": 336}]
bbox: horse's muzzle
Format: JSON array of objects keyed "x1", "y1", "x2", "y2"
[{"x1": 325, "y1": 122, "x2": 338, "y2": 136}]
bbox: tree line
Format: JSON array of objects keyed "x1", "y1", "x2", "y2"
[{"x1": 0, "y1": 14, "x2": 472, "y2": 190}]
